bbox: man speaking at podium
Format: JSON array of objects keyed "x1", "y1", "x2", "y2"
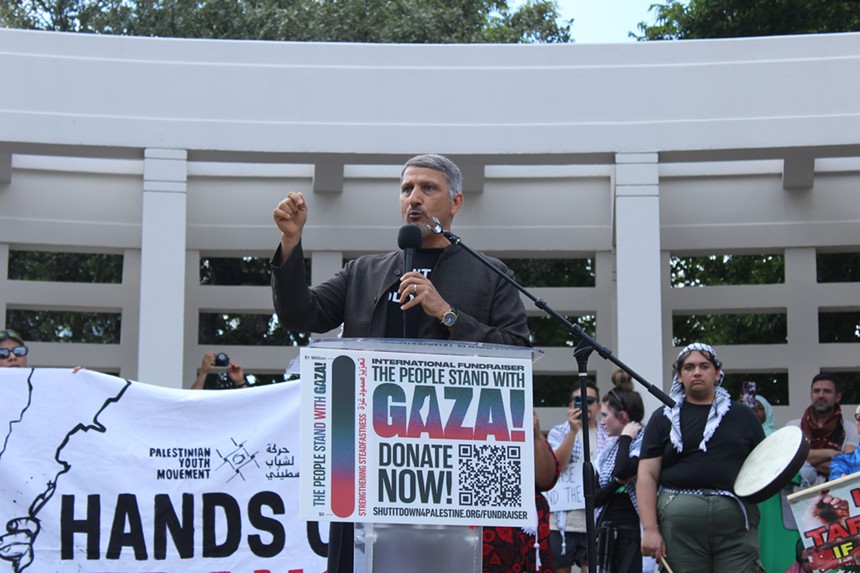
[{"x1": 270, "y1": 153, "x2": 531, "y2": 573}]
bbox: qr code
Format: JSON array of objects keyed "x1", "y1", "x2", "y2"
[{"x1": 458, "y1": 444, "x2": 522, "y2": 507}]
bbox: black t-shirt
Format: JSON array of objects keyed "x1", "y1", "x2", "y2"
[
  {"x1": 384, "y1": 248, "x2": 442, "y2": 338},
  {"x1": 332, "y1": 247, "x2": 443, "y2": 573},
  {"x1": 640, "y1": 400, "x2": 765, "y2": 491}
]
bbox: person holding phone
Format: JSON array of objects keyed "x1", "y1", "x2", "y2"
[{"x1": 546, "y1": 379, "x2": 608, "y2": 573}]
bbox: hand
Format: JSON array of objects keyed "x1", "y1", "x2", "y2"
[
  {"x1": 533, "y1": 410, "x2": 543, "y2": 441},
  {"x1": 566, "y1": 405, "x2": 584, "y2": 434},
  {"x1": 273, "y1": 192, "x2": 308, "y2": 253},
  {"x1": 397, "y1": 272, "x2": 450, "y2": 323},
  {"x1": 622, "y1": 421, "x2": 642, "y2": 438},
  {"x1": 227, "y1": 362, "x2": 247, "y2": 388},
  {"x1": 199, "y1": 351, "x2": 216, "y2": 376},
  {"x1": 809, "y1": 489, "x2": 850, "y2": 526},
  {"x1": 640, "y1": 527, "x2": 666, "y2": 560}
]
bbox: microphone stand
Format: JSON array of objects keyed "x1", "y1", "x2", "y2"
[{"x1": 429, "y1": 218, "x2": 674, "y2": 573}]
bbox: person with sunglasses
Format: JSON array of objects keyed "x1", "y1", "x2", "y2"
[
  {"x1": 593, "y1": 369, "x2": 645, "y2": 573},
  {"x1": 546, "y1": 378, "x2": 608, "y2": 573},
  {"x1": 0, "y1": 329, "x2": 29, "y2": 368}
]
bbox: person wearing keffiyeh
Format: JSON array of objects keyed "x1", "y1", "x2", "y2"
[
  {"x1": 787, "y1": 373, "x2": 858, "y2": 485},
  {"x1": 546, "y1": 378, "x2": 609, "y2": 573},
  {"x1": 594, "y1": 369, "x2": 645, "y2": 573},
  {"x1": 637, "y1": 342, "x2": 766, "y2": 572}
]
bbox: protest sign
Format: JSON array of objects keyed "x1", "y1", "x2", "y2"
[
  {"x1": 0, "y1": 368, "x2": 325, "y2": 573},
  {"x1": 788, "y1": 472, "x2": 860, "y2": 572},
  {"x1": 543, "y1": 462, "x2": 585, "y2": 512},
  {"x1": 299, "y1": 340, "x2": 536, "y2": 528}
]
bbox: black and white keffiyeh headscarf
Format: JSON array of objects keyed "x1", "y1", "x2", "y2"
[
  {"x1": 663, "y1": 342, "x2": 731, "y2": 453},
  {"x1": 595, "y1": 430, "x2": 644, "y2": 520}
]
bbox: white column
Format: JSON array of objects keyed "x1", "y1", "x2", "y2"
[
  {"x1": 137, "y1": 148, "x2": 187, "y2": 386},
  {"x1": 614, "y1": 153, "x2": 665, "y2": 417},
  {"x1": 0, "y1": 243, "x2": 8, "y2": 330},
  {"x1": 784, "y1": 247, "x2": 819, "y2": 413}
]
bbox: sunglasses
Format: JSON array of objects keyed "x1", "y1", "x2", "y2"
[
  {"x1": 572, "y1": 396, "x2": 597, "y2": 406},
  {"x1": 855, "y1": 413, "x2": 860, "y2": 423},
  {"x1": 0, "y1": 346, "x2": 28, "y2": 359}
]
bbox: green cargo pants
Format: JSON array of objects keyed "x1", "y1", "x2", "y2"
[{"x1": 657, "y1": 491, "x2": 764, "y2": 573}]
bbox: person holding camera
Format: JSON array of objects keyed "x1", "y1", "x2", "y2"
[{"x1": 191, "y1": 351, "x2": 248, "y2": 390}]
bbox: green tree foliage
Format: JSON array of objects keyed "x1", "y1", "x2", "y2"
[
  {"x1": 670, "y1": 254, "x2": 783, "y2": 287},
  {"x1": 9, "y1": 309, "x2": 122, "y2": 343},
  {"x1": 9, "y1": 251, "x2": 123, "y2": 283},
  {"x1": 503, "y1": 258, "x2": 595, "y2": 287},
  {"x1": 818, "y1": 311, "x2": 860, "y2": 343},
  {"x1": 818, "y1": 252, "x2": 860, "y2": 283},
  {"x1": 200, "y1": 256, "x2": 311, "y2": 286},
  {"x1": 670, "y1": 255, "x2": 787, "y2": 348},
  {"x1": 672, "y1": 312, "x2": 787, "y2": 347},
  {"x1": 528, "y1": 314, "x2": 596, "y2": 347},
  {"x1": 0, "y1": 0, "x2": 572, "y2": 43},
  {"x1": 636, "y1": 0, "x2": 860, "y2": 41},
  {"x1": 198, "y1": 312, "x2": 310, "y2": 346}
]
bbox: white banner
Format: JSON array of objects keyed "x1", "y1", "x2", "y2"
[
  {"x1": 0, "y1": 368, "x2": 326, "y2": 573},
  {"x1": 544, "y1": 462, "x2": 585, "y2": 512},
  {"x1": 299, "y1": 346, "x2": 536, "y2": 528}
]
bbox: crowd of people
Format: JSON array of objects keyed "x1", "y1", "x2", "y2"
[{"x1": 3, "y1": 153, "x2": 857, "y2": 573}]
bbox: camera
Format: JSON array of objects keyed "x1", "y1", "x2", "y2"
[{"x1": 214, "y1": 352, "x2": 230, "y2": 367}]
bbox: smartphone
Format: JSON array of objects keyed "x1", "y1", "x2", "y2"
[{"x1": 741, "y1": 381, "x2": 757, "y2": 408}]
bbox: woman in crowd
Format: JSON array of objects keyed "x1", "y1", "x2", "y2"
[{"x1": 594, "y1": 369, "x2": 645, "y2": 573}]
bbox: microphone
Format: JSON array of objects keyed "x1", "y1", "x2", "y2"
[
  {"x1": 397, "y1": 224, "x2": 423, "y2": 275},
  {"x1": 428, "y1": 216, "x2": 460, "y2": 244},
  {"x1": 397, "y1": 224, "x2": 423, "y2": 339}
]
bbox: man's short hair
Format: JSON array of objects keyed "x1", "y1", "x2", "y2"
[
  {"x1": 402, "y1": 154, "x2": 463, "y2": 200},
  {"x1": 812, "y1": 372, "x2": 842, "y2": 394},
  {"x1": 569, "y1": 378, "x2": 599, "y2": 400}
]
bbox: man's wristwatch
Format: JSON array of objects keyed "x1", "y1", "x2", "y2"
[{"x1": 441, "y1": 307, "x2": 458, "y2": 327}]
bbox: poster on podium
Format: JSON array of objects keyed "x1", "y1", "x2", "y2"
[{"x1": 298, "y1": 339, "x2": 538, "y2": 528}]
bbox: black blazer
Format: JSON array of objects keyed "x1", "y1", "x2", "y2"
[{"x1": 271, "y1": 240, "x2": 530, "y2": 347}]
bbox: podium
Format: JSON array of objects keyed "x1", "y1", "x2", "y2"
[{"x1": 297, "y1": 338, "x2": 542, "y2": 573}]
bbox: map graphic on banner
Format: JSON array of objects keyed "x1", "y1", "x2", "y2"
[
  {"x1": 0, "y1": 368, "x2": 326, "y2": 573},
  {"x1": 298, "y1": 341, "x2": 537, "y2": 528}
]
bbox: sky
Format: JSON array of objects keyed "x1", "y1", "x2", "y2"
[{"x1": 552, "y1": 0, "x2": 661, "y2": 43}]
